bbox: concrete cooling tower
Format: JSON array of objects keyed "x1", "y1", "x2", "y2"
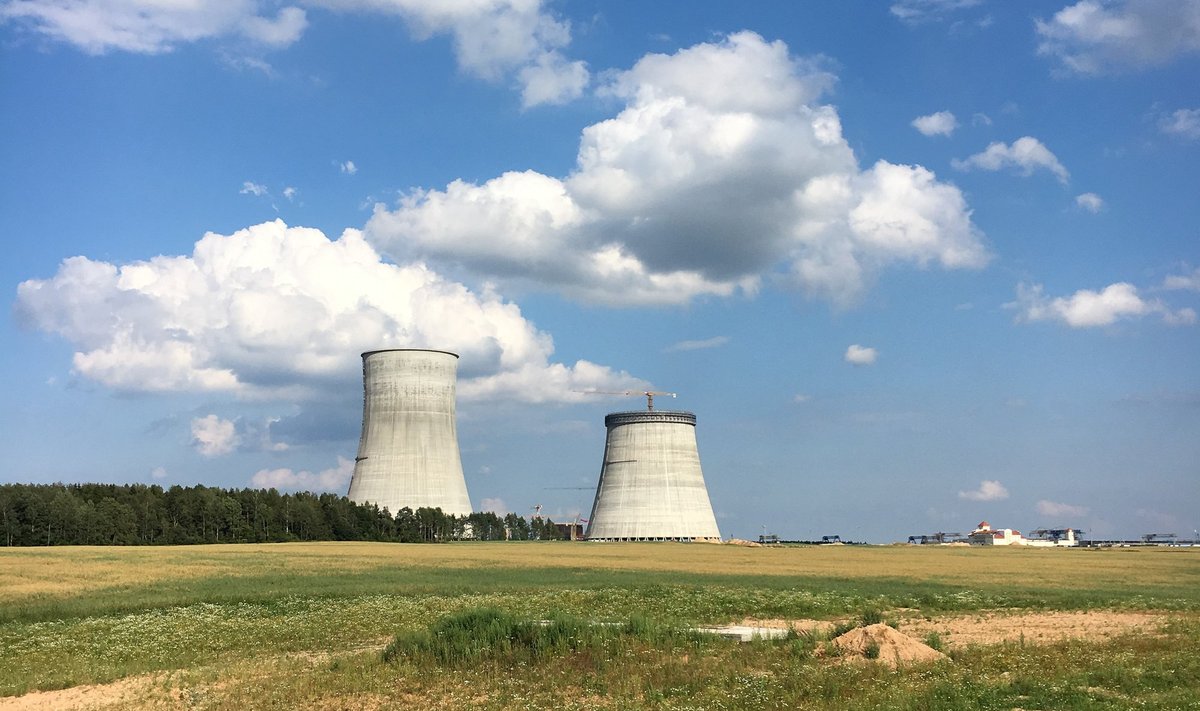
[
  {"x1": 347, "y1": 349, "x2": 472, "y2": 516},
  {"x1": 584, "y1": 410, "x2": 721, "y2": 542}
]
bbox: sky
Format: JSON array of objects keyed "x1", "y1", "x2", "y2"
[{"x1": 2, "y1": 0, "x2": 1198, "y2": 543}]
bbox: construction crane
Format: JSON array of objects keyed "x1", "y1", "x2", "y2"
[{"x1": 576, "y1": 389, "x2": 677, "y2": 411}]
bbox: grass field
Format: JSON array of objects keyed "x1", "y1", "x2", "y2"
[{"x1": 1, "y1": 542, "x2": 1198, "y2": 709}]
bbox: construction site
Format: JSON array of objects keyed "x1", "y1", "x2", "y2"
[{"x1": 346, "y1": 347, "x2": 1195, "y2": 546}]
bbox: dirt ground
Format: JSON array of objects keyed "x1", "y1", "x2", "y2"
[
  {"x1": 1, "y1": 610, "x2": 1172, "y2": 709},
  {"x1": 744, "y1": 609, "x2": 1167, "y2": 648}
]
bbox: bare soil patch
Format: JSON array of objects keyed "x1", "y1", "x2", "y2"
[
  {"x1": 899, "y1": 610, "x2": 1164, "y2": 648},
  {"x1": 0, "y1": 675, "x2": 178, "y2": 711}
]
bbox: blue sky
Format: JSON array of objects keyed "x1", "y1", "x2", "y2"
[{"x1": 2, "y1": 0, "x2": 1198, "y2": 542}]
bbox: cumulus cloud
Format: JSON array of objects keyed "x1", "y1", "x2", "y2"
[
  {"x1": 958, "y1": 479, "x2": 1009, "y2": 501},
  {"x1": 340, "y1": 160, "x2": 357, "y2": 175},
  {"x1": 367, "y1": 32, "x2": 989, "y2": 307},
  {"x1": 952, "y1": 136, "x2": 1070, "y2": 183},
  {"x1": 912, "y1": 110, "x2": 959, "y2": 136},
  {"x1": 15, "y1": 219, "x2": 643, "y2": 403},
  {"x1": 844, "y1": 344, "x2": 878, "y2": 366},
  {"x1": 251, "y1": 456, "x2": 354, "y2": 493},
  {"x1": 0, "y1": 0, "x2": 307, "y2": 54},
  {"x1": 1159, "y1": 108, "x2": 1200, "y2": 140},
  {"x1": 1163, "y1": 267, "x2": 1200, "y2": 291},
  {"x1": 191, "y1": 415, "x2": 239, "y2": 457},
  {"x1": 518, "y1": 50, "x2": 589, "y2": 107},
  {"x1": 150, "y1": 466, "x2": 168, "y2": 480},
  {"x1": 1075, "y1": 192, "x2": 1104, "y2": 212},
  {"x1": 1036, "y1": 499, "x2": 1089, "y2": 517},
  {"x1": 664, "y1": 336, "x2": 729, "y2": 353},
  {"x1": 283, "y1": 187, "x2": 297, "y2": 201},
  {"x1": 0, "y1": 0, "x2": 586, "y2": 107},
  {"x1": 1036, "y1": 0, "x2": 1200, "y2": 75},
  {"x1": 1009, "y1": 281, "x2": 1196, "y2": 328},
  {"x1": 311, "y1": 0, "x2": 589, "y2": 106}
]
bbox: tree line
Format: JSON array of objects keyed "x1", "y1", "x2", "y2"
[{"x1": 0, "y1": 483, "x2": 566, "y2": 546}]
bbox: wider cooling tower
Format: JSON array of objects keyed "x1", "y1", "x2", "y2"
[
  {"x1": 585, "y1": 410, "x2": 721, "y2": 541},
  {"x1": 347, "y1": 349, "x2": 472, "y2": 516}
]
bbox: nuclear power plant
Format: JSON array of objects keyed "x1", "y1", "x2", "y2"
[
  {"x1": 346, "y1": 348, "x2": 473, "y2": 516},
  {"x1": 584, "y1": 401, "x2": 721, "y2": 542}
]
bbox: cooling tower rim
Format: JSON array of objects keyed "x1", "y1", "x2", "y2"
[
  {"x1": 361, "y1": 348, "x2": 459, "y2": 359},
  {"x1": 605, "y1": 410, "x2": 696, "y2": 427}
]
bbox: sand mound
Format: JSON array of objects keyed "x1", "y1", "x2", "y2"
[{"x1": 832, "y1": 623, "x2": 947, "y2": 667}]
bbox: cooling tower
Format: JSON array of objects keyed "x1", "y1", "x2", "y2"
[
  {"x1": 347, "y1": 349, "x2": 472, "y2": 516},
  {"x1": 584, "y1": 410, "x2": 721, "y2": 541}
]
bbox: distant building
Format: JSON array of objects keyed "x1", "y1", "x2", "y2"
[
  {"x1": 967, "y1": 521, "x2": 1078, "y2": 547},
  {"x1": 968, "y1": 521, "x2": 1023, "y2": 546}
]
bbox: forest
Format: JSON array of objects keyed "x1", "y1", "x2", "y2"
[{"x1": 0, "y1": 483, "x2": 564, "y2": 546}]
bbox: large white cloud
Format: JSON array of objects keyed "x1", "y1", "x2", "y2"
[
  {"x1": 1009, "y1": 281, "x2": 1196, "y2": 327},
  {"x1": 1036, "y1": 0, "x2": 1200, "y2": 75},
  {"x1": 367, "y1": 31, "x2": 989, "y2": 306},
  {"x1": 16, "y1": 219, "x2": 643, "y2": 402},
  {"x1": 952, "y1": 136, "x2": 1070, "y2": 183},
  {"x1": 0, "y1": 0, "x2": 307, "y2": 54},
  {"x1": 0, "y1": 0, "x2": 586, "y2": 106}
]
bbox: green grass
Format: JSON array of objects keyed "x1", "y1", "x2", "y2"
[{"x1": 1, "y1": 542, "x2": 1198, "y2": 708}]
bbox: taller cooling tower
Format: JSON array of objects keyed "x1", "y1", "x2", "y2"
[
  {"x1": 347, "y1": 348, "x2": 472, "y2": 516},
  {"x1": 585, "y1": 410, "x2": 721, "y2": 541}
]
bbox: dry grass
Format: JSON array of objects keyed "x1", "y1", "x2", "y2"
[{"x1": 3, "y1": 541, "x2": 1195, "y2": 606}]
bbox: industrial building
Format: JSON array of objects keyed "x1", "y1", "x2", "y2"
[
  {"x1": 346, "y1": 348, "x2": 473, "y2": 516},
  {"x1": 584, "y1": 408, "x2": 721, "y2": 542},
  {"x1": 967, "y1": 521, "x2": 1079, "y2": 547}
]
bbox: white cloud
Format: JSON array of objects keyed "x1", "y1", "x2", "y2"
[
  {"x1": 1163, "y1": 267, "x2": 1200, "y2": 291},
  {"x1": 891, "y1": 0, "x2": 983, "y2": 24},
  {"x1": 971, "y1": 112, "x2": 993, "y2": 126},
  {"x1": 1159, "y1": 108, "x2": 1200, "y2": 140},
  {"x1": 479, "y1": 497, "x2": 508, "y2": 515},
  {"x1": 150, "y1": 466, "x2": 168, "y2": 480},
  {"x1": 251, "y1": 456, "x2": 354, "y2": 493},
  {"x1": 952, "y1": 136, "x2": 1070, "y2": 183},
  {"x1": 15, "y1": 219, "x2": 643, "y2": 403},
  {"x1": 0, "y1": 1, "x2": 587, "y2": 107},
  {"x1": 793, "y1": 393, "x2": 811, "y2": 403},
  {"x1": 1036, "y1": 499, "x2": 1089, "y2": 517},
  {"x1": 240, "y1": 181, "x2": 269, "y2": 197},
  {"x1": 518, "y1": 50, "x2": 589, "y2": 107},
  {"x1": 0, "y1": 1, "x2": 308, "y2": 54},
  {"x1": 958, "y1": 479, "x2": 1009, "y2": 501},
  {"x1": 844, "y1": 344, "x2": 878, "y2": 366},
  {"x1": 1075, "y1": 192, "x2": 1104, "y2": 212},
  {"x1": 664, "y1": 336, "x2": 729, "y2": 353},
  {"x1": 311, "y1": 0, "x2": 589, "y2": 107},
  {"x1": 1009, "y1": 281, "x2": 1196, "y2": 328},
  {"x1": 912, "y1": 110, "x2": 959, "y2": 136},
  {"x1": 1036, "y1": 0, "x2": 1200, "y2": 75},
  {"x1": 340, "y1": 160, "x2": 357, "y2": 175},
  {"x1": 283, "y1": 187, "x2": 298, "y2": 201},
  {"x1": 191, "y1": 415, "x2": 240, "y2": 457},
  {"x1": 367, "y1": 32, "x2": 989, "y2": 307}
]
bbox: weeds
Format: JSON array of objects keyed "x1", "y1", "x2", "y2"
[{"x1": 381, "y1": 608, "x2": 715, "y2": 667}]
